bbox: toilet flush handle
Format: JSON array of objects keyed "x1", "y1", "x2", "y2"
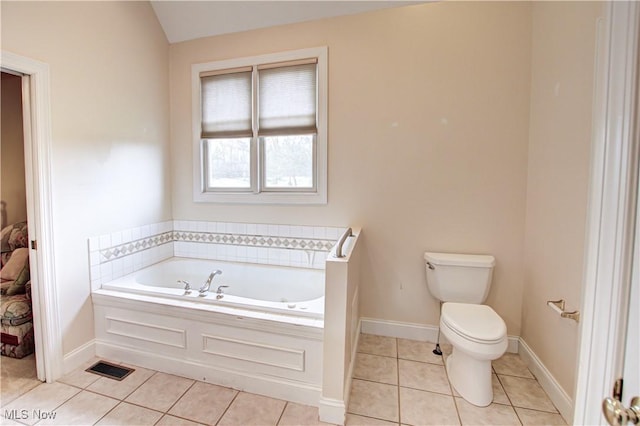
[{"x1": 427, "y1": 262, "x2": 435, "y2": 270}]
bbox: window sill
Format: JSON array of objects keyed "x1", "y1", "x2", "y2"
[{"x1": 193, "y1": 190, "x2": 327, "y2": 205}]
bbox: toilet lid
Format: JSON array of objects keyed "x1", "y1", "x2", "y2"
[{"x1": 441, "y1": 303, "x2": 506, "y2": 344}]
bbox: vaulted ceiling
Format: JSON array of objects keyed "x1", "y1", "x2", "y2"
[{"x1": 151, "y1": 1, "x2": 423, "y2": 43}]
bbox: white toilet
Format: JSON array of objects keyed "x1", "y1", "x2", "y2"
[{"x1": 424, "y1": 252, "x2": 507, "y2": 407}]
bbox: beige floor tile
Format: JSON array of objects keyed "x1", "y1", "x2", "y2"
[
  {"x1": 499, "y1": 376, "x2": 557, "y2": 413},
  {"x1": 491, "y1": 374, "x2": 511, "y2": 405},
  {"x1": 492, "y1": 354, "x2": 534, "y2": 379},
  {"x1": 168, "y1": 381, "x2": 237, "y2": 425},
  {"x1": 353, "y1": 353, "x2": 398, "y2": 385},
  {"x1": 399, "y1": 387, "x2": 459, "y2": 426},
  {"x1": 37, "y1": 390, "x2": 118, "y2": 425},
  {"x1": 455, "y1": 398, "x2": 520, "y2": 425},
  {"x1": 95, "y1": 402, "x2": 163, "y2": 425},
  {"x1": 348, "y1": 379, "x2": 398, "y2": 422},
  {"x1": 397, "y1": 338, "x2": 443, "y2": 365},
  {"x1": 1, "y1": 382, "x2": 80, "y2": 425},
  {"x1": 57, "y1": 357, "x2": 102, "y2": 389},
  {"x1": 156, "y1": 415, "x2": 205, "y2": 426},
  {"x1": 357, "y1": 334, "x2": 397, "y2": 358},
  {"x1": 345, "y1": 413, "x2": 398, "y2": 425},
  {"x1": 87, "y1": 365, "x2": 155, "y2": 400},
  {"x1": 218, "y1": 392, "x2": 286, "y2": 426},
  {"x1": 399, "y1": 359, "x2": 451, "y2": 395},
  {"x1": 125, "y1": 372, "x2": 194, "y2": 412},
  {"x1": 278, "y1": 402, "x2": 332, "y2": 425},
  {"x1": 515, "y1": 407, "x2": 566, "y2": 425},
  {"x1": 452, "y1": 374, "x2": 510, "y2": 405}
]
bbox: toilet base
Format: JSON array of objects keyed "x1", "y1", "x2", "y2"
[{"x1": 446, "y1": 349, "x2": 493, "y2": 407}]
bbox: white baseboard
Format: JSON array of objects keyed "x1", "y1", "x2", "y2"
[
  {"x1": 62, "y1": 339, "x2": 96, "y2": 374},
  {"x1": 95, "y1": 340, "x2": 321, "y2": 407},
  {"x1": 318, "y1": 397, "x2": 346, "y2": 425},
  {"x1": 318, "y1": 319, "x2": 360, "y2": 426},
  {"x1": 518, "y1": 338, "x2": 573, "y2": 424},
  {"x1": 361, "y1": 317, "x2": 440, "y2": 342},
  {"x1": 360, "y1": 317, "x2": 520, "y2": 353}
]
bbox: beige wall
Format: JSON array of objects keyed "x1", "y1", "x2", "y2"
[
  {"x1": 1, "y1": 1, "x2": 603, "y2": 392},
  {"x1": 522, "y1": 2, "x2": 602, "y2": 399},
  {"x1": 1, "y1": 72, "x2": 28, "y2": 227},
  {"x1": 170, "y1": 2, "x2": 532, "y2": 334},
  {"x1": 1, "y1": 1, "x2": 171, "y2": 354}
]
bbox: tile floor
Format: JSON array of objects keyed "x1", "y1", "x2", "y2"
[
  {"x1": 347, "y1": 334, "x2": 566, "y2": 425},
  {"x1": 0, "y1": 334, "x2": 565, "y2": 426}
]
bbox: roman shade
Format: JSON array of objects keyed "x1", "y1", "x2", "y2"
[
  {"x1": 258, "y1": 61, "x2": 317, "y2": 136},
  {"x1": 200, "y1": 67, "x2": 252, "y2": 138}
]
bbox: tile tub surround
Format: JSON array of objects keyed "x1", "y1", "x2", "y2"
[{"x1": 88, "y1": 220, "x2": 346, "y2": 288}]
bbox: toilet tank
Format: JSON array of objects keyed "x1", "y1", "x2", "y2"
[{"x1": 424, "y1": 252, "x2": 495, "y2": 304}]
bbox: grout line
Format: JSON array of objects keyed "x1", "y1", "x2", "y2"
[
  {"x1": 214, "y1": 389, "x2": 240, "y2": 425},
  {"x1": 397, "y1": 384, "x2": 454, "y2": 398},
  {"x1": 355, "y1": 349, "x2": 397, "y2": 360},
  {"x1": 91, "y1": 399, "x2": 122, "y2": 426},
  {"x1": 350, "y1": 377, "x2": 398, "y2": 388},
  {"x1": 275, "y1": 401, "x2": 288, "y2": 425},
  {"x1": 164, "y1": 379, "x2": 197, "y2": 415}
]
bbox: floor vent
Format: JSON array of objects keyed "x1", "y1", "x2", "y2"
[{"x1": 86, "y1": 361, "x2": 134, "y2": 381}]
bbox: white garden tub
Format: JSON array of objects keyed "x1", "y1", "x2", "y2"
[{"x1": 100, "y1": 257, "x2": 325, "y2": 318}]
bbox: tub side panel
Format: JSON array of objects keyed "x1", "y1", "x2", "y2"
[{"x1": 321, "y1": 230, "x2": 362, "y2": 425}]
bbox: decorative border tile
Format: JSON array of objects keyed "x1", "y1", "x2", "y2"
[
  {"x1": 89, "y1": 220, "x2": 347, "y2": 287},
  {"x1": 172, "y1": 231, "x2": 334, "y2": 252},
  {"x1": 100, "y1": 231, "x2": 174, "y2": 262}
]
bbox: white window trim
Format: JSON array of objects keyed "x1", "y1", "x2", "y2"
[{"x1": 192, "y1": 46, "x2": 328, "y2": 205}]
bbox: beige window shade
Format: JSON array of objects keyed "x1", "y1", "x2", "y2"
[
  {"x1": 258, "y1": 63, "x2": 317, "y2": 136},
  {"x1": 201, "y1": 70, "x2": 252, "y2": 138}
]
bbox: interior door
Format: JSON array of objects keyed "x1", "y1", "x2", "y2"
[
  {"x1": 574, "y1": 2, "x2": 639, "y2": 424},
  {"x1": 602, "y1": 175, "x2": 640, "y2": 425}
]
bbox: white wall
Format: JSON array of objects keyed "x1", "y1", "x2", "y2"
[
  {"x1": 169, "y1": 1, "x2": 532, "y2": 335},
  {"x1": 1, "y1": 1, "x2": 171, "y2": 355},
  {"x1": 522, "y1": 2, "x2": 602, "y2": 399}
]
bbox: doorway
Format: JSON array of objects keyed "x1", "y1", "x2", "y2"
[
  {"x1": 1, "y1": 51, "x2": 62, "y2": 387},
  {"x1": 1, "y1": 70, "x2": 40, "y2": 401}
]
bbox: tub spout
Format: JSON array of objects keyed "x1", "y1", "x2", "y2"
[{"x1": 198, "y1": 270, "x2": 222, "y2": 296}]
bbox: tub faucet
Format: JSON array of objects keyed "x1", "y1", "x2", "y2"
[
  {"x1": 178, "y1": 280, "x2": 191, "y2": 295},
  {"x1": 198, "y1": 270, "x2": 222, "y2": 296},
  {"x1": 216, "y1": 285, "x2": 229, "y2": 299}
]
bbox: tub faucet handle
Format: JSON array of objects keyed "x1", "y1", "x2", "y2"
[
  {"x1": 216, "y1": 285, "x2": 229, "y2": 294},
  {"x1": 178, "y1": 280, "x2": 191, "y2": 294}
]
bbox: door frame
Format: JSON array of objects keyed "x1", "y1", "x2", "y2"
[
  {"x1": 1, "y1": 51, "x2": 62, "y2": 382},
  {"x1": 574, "y1": 1, "x2": 639, "y2": 423}
]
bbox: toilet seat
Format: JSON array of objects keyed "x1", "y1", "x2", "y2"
[{"x1": 441, "y1": 303, "x2": 506, "y2": 344}]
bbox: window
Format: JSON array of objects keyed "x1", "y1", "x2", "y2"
[{"x1": 192, "y1": 47, "x2": 327, "y2": 204}]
